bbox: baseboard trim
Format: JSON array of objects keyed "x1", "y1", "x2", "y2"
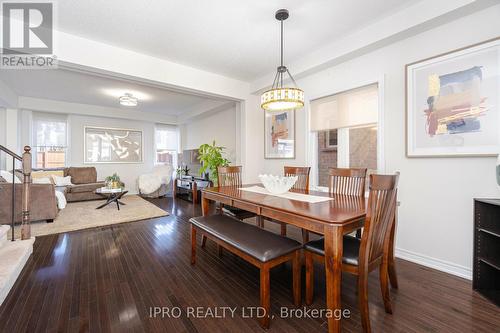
[{"x1": 395, "y1": 247, "x2": 472, "y2": 280}]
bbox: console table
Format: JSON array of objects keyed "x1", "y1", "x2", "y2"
[
  {"x1": 173, "y1": 177, "x2": 212, "y2": 204},
  {"x1": 473, "y1": 198, "x2": 500, "y2": 307}
]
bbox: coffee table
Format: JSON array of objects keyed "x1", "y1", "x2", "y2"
[{"x1": 95, "y1": 187, "x2": 128, "y2": 210}]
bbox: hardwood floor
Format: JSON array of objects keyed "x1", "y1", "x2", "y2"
[{"x1": 0, "y1": 197, "x2": 498, "y2": 332}]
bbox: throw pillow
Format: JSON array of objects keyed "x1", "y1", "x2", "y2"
[
  {"x1": 33, "y1": 177, "x2": 52, "y2": 184},
  {"x1": 0, "y1": 170, "x2": 21, "y2": 183},
  {"x1": 52, "y1": 175, "x2": 73, "y2": 186},
  {"x1": 32, "y1": 170, "x2": 64, "y2": 180}
]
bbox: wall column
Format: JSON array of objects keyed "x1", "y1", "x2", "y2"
[{"x1": 4, "y1": 108, "x2": 20, "y2": 169}]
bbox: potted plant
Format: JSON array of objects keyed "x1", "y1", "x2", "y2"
[
  {"x1": 198, "y1": 140, "x2": 229, "y2": 186},
  {"x1": 175, "y1": 167, "x2": 183, "y2": 179},
  {"x1": 105, "y1": 173, "x2": 122, "y2": 189}
]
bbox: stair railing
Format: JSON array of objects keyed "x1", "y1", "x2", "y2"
[{"x1": 0, "y1": 145, "x2": 32, "y2": 241}]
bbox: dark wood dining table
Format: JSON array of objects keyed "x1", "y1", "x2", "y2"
[{"x1": 201, "y1": 184, "x2": 367, "y2": 333}]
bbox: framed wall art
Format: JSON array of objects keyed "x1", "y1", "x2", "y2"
[
  {"x1": 84, "y1": 126, "x2": 143, "y2": 163},
  {"x1": 406, "y1": 37, "x2": 499, "y2": 157},
  {"x1": 264, "y1": 109, "x2": 295, "y2": 159}
]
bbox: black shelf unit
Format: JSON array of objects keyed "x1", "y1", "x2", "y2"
[{"x1": 473, "y1": 199, "x2": 500, "y2": 307}]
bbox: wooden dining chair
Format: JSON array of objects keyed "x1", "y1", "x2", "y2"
[
  {"x1": 285, "y1": 166, "x2": 311, "y2": 192},
  {"x1": 304, "y1": 173, "x2": 399, "y2": 333},
  {"x1": 328, "y1": 167, "x2": 367, "y2": 196},
  {"x1": 301, "y1": 167, "x2": 367, "y2": 244},
  {"x1": 201, "y1": 166, "x2": 261, "y2": 249},
  {"x1": 262, "y1": 166, "x2": 311, "y2": 237}
]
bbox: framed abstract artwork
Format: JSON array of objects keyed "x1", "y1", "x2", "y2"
[
  {"x1": 264, "y1": 109, "x2": 295, "y2": 159},
  {"x1": 406, "y1": 37, "x2": 499, "y2": 157},
  {"x1": 84, "y1": 126, "x2": 143, "y2": 163}
]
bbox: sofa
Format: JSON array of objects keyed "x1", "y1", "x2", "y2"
[
  {"x1": 0, "y1": 181, "x2": 58, "y2": 223},
  {"x1": 23, "y1": 166, "x2": 105, "y2": 202},
  {"x1": 62, "y1": 167, "x2": 105, "y2": 202}
]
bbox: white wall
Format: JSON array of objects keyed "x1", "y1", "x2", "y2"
[
  {"x1": 0, "y1": 108, "x2": 5, "y2": 170},
  {"x1": 246, "y1": 5, "x2": 500, "y2": 279},
  {"x1": 67, "y1": 114, "x2": 155, "y2": 194},
  {"x1": 181, "y1": 106, "x2": 238, "y2": 163}
]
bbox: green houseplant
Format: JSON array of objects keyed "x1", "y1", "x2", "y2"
[
  {"x1": 105, "y1": 173, "x2": 122, "y2": 189},
  {"x1": 198, "y1": 141, "x2": 229, "y2": 185}
]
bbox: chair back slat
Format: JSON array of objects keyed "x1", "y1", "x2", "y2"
[
  {"x1": 328, "y1": 168, "x2": 367, "y2": 196},
  {"x1": 284, "y1": 166, "x2": 311, "y2": 191},
  {"x1": 217, "y1": 166, "x2": 243, "y2": 187},
  {"x1": 360, "y1": 173, "x2": 399, "y2": 266}
]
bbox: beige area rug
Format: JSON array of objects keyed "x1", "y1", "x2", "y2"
[{"x1": 16, "y1": 195, "x2": 169, "y2": 238}]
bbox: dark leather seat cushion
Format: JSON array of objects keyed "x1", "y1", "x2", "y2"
[
  {"x1": 222, "y1": 206, "x2": 256, "y2": 220},
  {"x1": 304, "y1": 236, "x2": 361, "y2": 266},
  {"x1": 190, "y1": 215, "x2": 302, "y2": 262}
]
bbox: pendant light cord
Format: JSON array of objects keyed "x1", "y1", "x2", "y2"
[
  {"x1": 280, "y1": 19, "x2": 284, "y2": 67},
  {"x1": 280, "y1": 19, "x2": 284, "y2": 88}
]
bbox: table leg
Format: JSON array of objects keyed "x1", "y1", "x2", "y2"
[
  {"x1": 324, "y1": 225, "x2": 343, "y2": 333},
  {"x1": 201, "y1": 194, "x2": 214, "y2": 248},
  {"x1": 96, "y1": 196, "x2": 112, "y2": 209}
]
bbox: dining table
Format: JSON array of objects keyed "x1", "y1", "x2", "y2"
[{"x1": 201, "y1": 184, "x2": 368, "y2": 333}]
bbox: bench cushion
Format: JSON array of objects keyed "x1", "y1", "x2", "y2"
[
  {"x1": 304, "y1": 236, "x2": 361, "y2": 266},
  {"x1": 190, "y1": 215, "x2": 301, "y2": 262}
]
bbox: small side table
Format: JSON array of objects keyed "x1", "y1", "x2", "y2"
[{"x1": 95, "y1": 187, "x2": 128, "y2": 210}]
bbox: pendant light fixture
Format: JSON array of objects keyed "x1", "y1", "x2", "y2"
[{"x1": 261, "y1": 9, "x2": 304, "y2": 111}]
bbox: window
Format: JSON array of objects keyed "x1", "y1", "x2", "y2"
[
  {"x1": 311, "y1": 84, "x2": 379, "y2": 188},
  {"x1": 32, "y1": 113, "x2": 68, "y2": 168},
  {"x1": 326, "y1": 129, "x2": 338, "y2": 149},
  {"x1": 155, "y1": 125, "x2": 179, "y2": 167}
]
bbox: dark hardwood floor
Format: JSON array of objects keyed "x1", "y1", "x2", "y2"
[{"x1": 0, "y1": 197, "x2": 498, "y2": 332}]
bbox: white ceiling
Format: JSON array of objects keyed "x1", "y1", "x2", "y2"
[
  {"x1": 0, "y1": 69, "x2": 229, "y2": 115},
  {"x1": 53, "y1": 0, "x2": 416, "y2": 81}
]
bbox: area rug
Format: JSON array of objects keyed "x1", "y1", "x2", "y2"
[{"x1": 16, "y1": 195, "x2": 169, "y2": 238}]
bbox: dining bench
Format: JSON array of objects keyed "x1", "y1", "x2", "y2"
[{"x1": 190, "y1": 214, "x2": 302, "y2": 328}]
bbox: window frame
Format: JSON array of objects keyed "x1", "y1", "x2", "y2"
[{"x1": 306, "y1": 78, "x2": 385, "y2": 191}]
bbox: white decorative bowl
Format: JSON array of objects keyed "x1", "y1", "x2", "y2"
[{"x1": 258, "y1": 174, "x2": 298, "y2": 194}]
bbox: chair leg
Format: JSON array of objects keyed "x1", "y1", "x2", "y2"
[
  {"x1": 256, "y1": 215, "x2": 263, "y2": 228},
  {"x1": 280, "y1": 223, "x2": 287, "y2": 236},
  {"x1": 358, "y1": 272, "x2": 371, "y2": 333},
  {"x1": 380, "y1": 259, "x2": 393, "y2": 314},
  {"x1": 388, "y1": 257, "x2": 399, "y2": 289},
  {"x1": 190, "y1": 226, "x2": 196, "y2": 265},
  {"x1": 305, "y1": 251, "x2": 314, "y2": 305},
  {"x1": 292, "y1": 251, "x2": 301, "y2": 307},
  {"x1": 218, "y1": 245, "x2": 223, "y2": 258},
  {"x1": 201, "y1": 235, "x2": 207, "y2": 248},
  {"x1": 388, "y1": 222, "x2": 399, "y2": 289},
  {"x1": 301, "y1": 229, "x2": 309, "y2": 244},
  {"x1": 260, "y1": 266, "x2": 271, "y2": 329}
]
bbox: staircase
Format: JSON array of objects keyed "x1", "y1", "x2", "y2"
[
  {"x1": 0, "y1": 225, "x2": 34, "y2": 306},
  {"x1": 0, "y1": 145, "x2": 34, "y2": 307}
]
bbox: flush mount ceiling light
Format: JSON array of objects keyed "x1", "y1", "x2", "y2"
[
  {"x1": 261, "y1": 9, "x2": 304, "y2": 112},
  {"x1": 119, "y1": 93, "x2": 138, "y2": 107}
]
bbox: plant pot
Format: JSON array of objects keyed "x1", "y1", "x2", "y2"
[{"x1": 111, "y1": 181, "x2": 120, "y2": 189}]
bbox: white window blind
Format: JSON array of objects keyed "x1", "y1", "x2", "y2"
[
  {"x1": 155, "y1": 125, "x2": 179, "y2": 166},
  {"x1": 310, "y1": 83, "x2": 378, "y2": 131},
  {"x1": 32, "y1": 112, "x2": 68, "y2": 168}
]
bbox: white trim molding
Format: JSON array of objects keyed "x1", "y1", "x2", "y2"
[{"x1": 395, "y1": 247, "x2": 472, "y2": 280}]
